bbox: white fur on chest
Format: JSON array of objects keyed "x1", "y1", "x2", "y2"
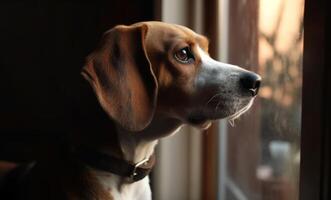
[{"x1": 94, "y1": 170, "x2": 152, "y2": 200}]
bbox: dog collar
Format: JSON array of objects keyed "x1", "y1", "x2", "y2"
[{"x1": 73, "y1": 147, "x2": 155, "y2": 182}]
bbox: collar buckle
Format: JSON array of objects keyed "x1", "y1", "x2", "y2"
[{"x1": 130, "y1": 158, "x2": 150, "y2": 180}]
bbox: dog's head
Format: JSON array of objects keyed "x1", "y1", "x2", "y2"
[{"x1": 82, "y1": 21, "x2": 261, "y2": 131}]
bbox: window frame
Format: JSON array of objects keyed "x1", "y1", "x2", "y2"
[{"x1": 299, "y1": 0, "x2": 330, "y2": 199}]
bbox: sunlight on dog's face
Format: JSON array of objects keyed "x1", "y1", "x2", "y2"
[{"x1": 144, "y1": 22, "x2": 261, "y2": 129}]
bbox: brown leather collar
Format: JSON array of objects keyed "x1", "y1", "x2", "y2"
[{"x1": 73, "y1": 146, "x2": 155, "y2": 182}]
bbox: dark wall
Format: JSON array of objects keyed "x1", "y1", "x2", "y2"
[{"x1": 0, "y1": 0, "x2": 155, "y2": 161}]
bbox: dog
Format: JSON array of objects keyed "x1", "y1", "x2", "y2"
[{"x1": 0, "y1": 21, "x2": 261, "y2": 200}]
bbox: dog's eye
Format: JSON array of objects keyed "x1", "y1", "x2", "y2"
[{"x1": 174, "y1": 47, "x2": 195, "y2": 64}]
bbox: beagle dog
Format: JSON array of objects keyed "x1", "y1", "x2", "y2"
[{"x1": 0, "y1": 21, "x2": 261, "y2": 200}]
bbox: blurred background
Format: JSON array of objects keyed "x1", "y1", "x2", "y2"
[{"x1": 0, "y1": 0, "x2": 305, "y2": 199}]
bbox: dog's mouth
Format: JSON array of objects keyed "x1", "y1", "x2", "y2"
[{"x1": 187, "y1": 97, "x2": 254, "y2": 128}]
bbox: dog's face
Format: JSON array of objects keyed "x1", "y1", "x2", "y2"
[
  {"x1": 82, "y1": 21, "x2": 261, "y2": 131},
  {"x1": 144, "y1": 22, "x2": 261, "y2": 128}
]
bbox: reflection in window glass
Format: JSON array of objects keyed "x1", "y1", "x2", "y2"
[{"x1": 220, "y1": 0, "x2": 304, "y2": 199}]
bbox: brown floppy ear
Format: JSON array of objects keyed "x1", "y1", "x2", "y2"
[{"x1": 81, "y1": 24, "x2": 158, "y2": 131}]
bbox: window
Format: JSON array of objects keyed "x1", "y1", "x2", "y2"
[{"x1": 217, "y1": 0, "x2": 304, "y2": 199}]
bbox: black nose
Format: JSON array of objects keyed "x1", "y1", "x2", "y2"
[{"x1": 240, "y1": 72, "x2": 261, "y2": 96}]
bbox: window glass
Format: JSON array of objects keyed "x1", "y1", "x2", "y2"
[{"x1": 219, "y1": 0, "x2": 304, "y2": 199}]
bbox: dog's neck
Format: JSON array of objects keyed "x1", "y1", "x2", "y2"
[{"x1": 116, "y1": 116, "x2": 182, "y2": 163}]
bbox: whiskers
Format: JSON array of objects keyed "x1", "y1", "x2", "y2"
[
  {"x1": 205, "y1": 93, "x2": 228, "y2": 111},
  {"x1": 205, "y1": 93, "x2": 223, "y2": 106},
  {"x1": 227, "y1": 99, "x2": 254, "y2": 127}
]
